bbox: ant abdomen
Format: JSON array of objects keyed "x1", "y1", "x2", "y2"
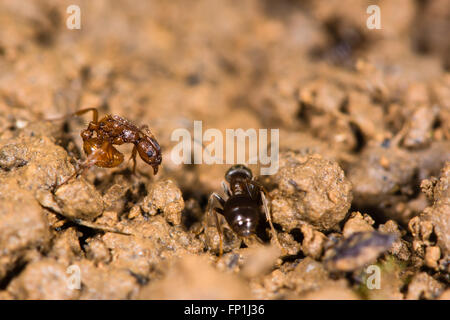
[{"x1": 223, "y1": 195, "x2": 260, "y2": 237}]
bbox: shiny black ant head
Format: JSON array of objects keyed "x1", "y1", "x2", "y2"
[
  {"x1": 137, "y1": 136, "x2": 162, "y2": 174},
  {"x1": 225, "y1": 164, "x2": 252, "y2": 183}
]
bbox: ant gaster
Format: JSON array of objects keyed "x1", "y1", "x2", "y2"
[
  {"x1": 207, "y1": 164, "x2": 283, "y2": 256},
  {"x1": 57, "y1": 108, "x2": 161, "y2": 188}
]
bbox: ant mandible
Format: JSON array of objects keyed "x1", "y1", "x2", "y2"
[
  {"x1": 57, "y1": 108, "x2": 162, "y2": 188},
  {"x1": 206, "y1": 164, "x2": 283, "y2": 257}
]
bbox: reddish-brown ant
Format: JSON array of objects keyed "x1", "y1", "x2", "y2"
[
  {"x1": 206, "y1": 164, "x2": 283, "y2": 257},
  {"x1": 57, "y1": 108, "x2": 161, "y2": 188}
]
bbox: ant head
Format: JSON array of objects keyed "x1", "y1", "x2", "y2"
[
  {"x1": 225, "y1": 164, "x2": 252, "y2": 183},
  {"x1": 137, "y1": 136, "x2": 162, "y2": 174}
]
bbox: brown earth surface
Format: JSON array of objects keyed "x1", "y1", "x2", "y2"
[{"x1": 0, "y1": 0, "x2": 449, "y2": 299}]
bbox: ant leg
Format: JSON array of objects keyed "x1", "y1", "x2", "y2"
[
  {"x1": 211, "y1": 191, "x2": 225, "y2": 207},
  {"x1": 213, "y1": 208, "x2": 224, "y2": 258},
  {"x1": 55, "y1": 148, "x2": 103, "y2": 190},
  {"x1": 44, "y1": 107, "x2": 99, "y2": 124},
  {"x1": 260, "y1": 190, "x2": 286, "y2": 255},
  {"x1": 55, "y1": 164, "x2": 92, "y2": 190},
  {"x1": 206, "y1": 192, "x2": 226, "y2": 257},
  {"x1": 214, "y1": 207, "x2": 226, "y2": 257},
  {"x1": 221, "y1": 181, "x2": 232, "y2": 197},
  {"x1": 74, "y1": 108, "x2": 99, "y2": 124},
  {"x1": 246, "y1": 182, "x2": 257, "y2": 200},
  {"x1": 129, "y1": 145, "x2": 138, "y2": 174},
  {"x1": 248, "y1": 179, "x2": 265, "y2": 200}
]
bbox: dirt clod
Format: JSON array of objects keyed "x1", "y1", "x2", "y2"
[
  {"x1": 270, "y1": 152, "x2": 353, "y2": 232},
  {"x1": 0, "y1": 179, "x2": 50, "y2": 280},
  {"x1": 54, "y1": 179, "x2": 104, "y2": 221},
  {"x1": 406, "y1": 272, "x2": 445, "y2": 300},
  {"x1": 7, "y1": 259, "x2": 78, "y2": 300},
  {"x1": 141, "y1": 179, "x2": 184, "y2": 225}
]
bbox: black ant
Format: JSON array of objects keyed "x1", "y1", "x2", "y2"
[
  {"x1": 206, "y1": 164, "x2": 283, "y2": 256},
  {"x1": 56, "y1": 108, "x2": 162, "y2": 188}
]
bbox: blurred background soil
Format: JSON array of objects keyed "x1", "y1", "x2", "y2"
[{"x1": 0, "y1": 0, "x2": 449, "y2": 299}]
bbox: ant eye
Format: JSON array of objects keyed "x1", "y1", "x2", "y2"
[{"x1": 146, "y1": 149, "x2": 153, "y2": 158}]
